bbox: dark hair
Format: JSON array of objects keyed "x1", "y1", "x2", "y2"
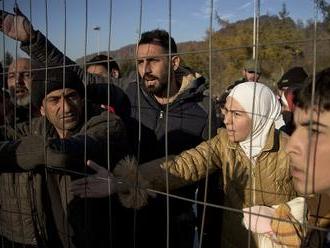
[
  {"x1": 138, "y1": 29, "x2": 177, "y2": 53},
  {"x1": 295, "y1": 67, "x2": 330, "y2": 111},
  {"x1": 87, "y1": 55, "x2": 120, "y2": 71}
]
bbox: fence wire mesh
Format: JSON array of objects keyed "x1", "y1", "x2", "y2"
[{"x1": 0, "y1": 0, "x2": 330, "y2": 248}]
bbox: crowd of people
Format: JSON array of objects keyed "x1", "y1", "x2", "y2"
[{"x1": 0, "y1": 5, "x2": 329, "y2": 248}]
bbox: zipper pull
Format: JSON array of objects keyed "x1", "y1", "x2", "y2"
[{"x1": 159, "y1": 110, "x2": 164, "y2": 119}]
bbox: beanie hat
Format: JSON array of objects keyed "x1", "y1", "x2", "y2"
[
  {"x1": 31, "y1": 68, "x2": 85, "y2": 108},
  {"x1": 277, "y1": 67, "x2": 308, "y2": 89}
]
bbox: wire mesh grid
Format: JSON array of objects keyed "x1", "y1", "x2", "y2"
[{"x1": 0, "y1": 0, "x2": 330, "y2": 247}]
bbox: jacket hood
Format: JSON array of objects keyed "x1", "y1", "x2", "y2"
[{"x1": 168, "y1": 66, "x2": 207, "y2": 103}]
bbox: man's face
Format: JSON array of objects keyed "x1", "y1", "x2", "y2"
[
  {"x1": 137, "y1": 43, "x2": 170, "y2": 95},
  {"x1": 286, "y1": 107, "x2": 330, "y2": 195},
  {"x1": 40, "y1": 88, "x2": 83, "y2": 138},
  {"x1": 7, "y1": 59, "x2": 33, "y2": 107},
  {"x1": 111, "y1": 68, "x2": 120, "y2": 79},
  {"x1": 244, "y1": 70, "x2": 260, "y2": 82}
]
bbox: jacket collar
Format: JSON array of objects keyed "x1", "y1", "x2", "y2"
[
  {"x1": 307, "y1": 193, "x2": 330, "y2": 228},
  {"x1": 167, "y1": 71, "x2": 204, "y2": 103},
  {"x1": 227, "y1": 124, "x2": 279, "y2": 154},
  {"x1": 139, "y1": 66, "x2": 207, "y2": 105}
]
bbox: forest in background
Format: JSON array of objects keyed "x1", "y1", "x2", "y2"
[{"x1": 114, "y1": 3, "x2": 330, "y2": 95}]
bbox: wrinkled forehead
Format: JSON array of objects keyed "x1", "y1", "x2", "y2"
[
  {"x1": 8, "y1": 59, "x2": 31, "y2": 73},
  {"x1": 46, "y1": 88, "x2": 79, "y2": 98}
]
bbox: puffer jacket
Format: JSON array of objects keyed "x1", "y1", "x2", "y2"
[
  {"x1": 161, "y1": 126, "x2": 296, "y2": 248},
  {"x1": 0, "y1": 105, "x2": 43, "y2": 246},
  {"x1": 0, "y1": 172, "x2": 46, "y2": 246},
  {"x1": 0, "y1": 108, "x2": 128, "y2": 248}
]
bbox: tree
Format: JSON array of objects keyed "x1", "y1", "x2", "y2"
[
  {"x1": 278, "y1": 3, "x2": 289, "y2": 20},
  {"x1": 199, "y1": 14, "x2": 306, "y2": 94},
  {"x1": 214, "y1": 10, "x2": 230, "y2": 29}
]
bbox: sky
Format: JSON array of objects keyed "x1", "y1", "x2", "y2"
[{"x1": 0, "y1": 0, "x2": 326, "y2": 60}]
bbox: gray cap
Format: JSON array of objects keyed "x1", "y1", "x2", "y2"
[{"x1": 244, "y1": 59, "x2": 261, "y2": 74}]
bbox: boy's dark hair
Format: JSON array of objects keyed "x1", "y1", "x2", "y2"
[
  {"x1": 295, "y1": 67, "x2": 330, "y2": 111},
  {"x1": 138, "y1": 29, "x2": 177, "y2": 54},
  {"x1": 87, "y1": 55, "x2": 120, "y2": 71}
]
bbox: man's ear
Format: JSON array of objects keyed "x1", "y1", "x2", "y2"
[
  {"x1": 171, "y1": 56, "x2": 180, "y2": 71},
  {"x1": 40, "y1": 105, "x2": 45, "y2": 116}
]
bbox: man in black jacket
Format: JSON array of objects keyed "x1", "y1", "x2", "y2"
[{"x1": 0, "y1": 68, "x2": 128, "y2": 248}]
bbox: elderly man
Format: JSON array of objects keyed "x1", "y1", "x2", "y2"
[{"x1": 6, "y1": 58, "x2": 42, "y2": 123}]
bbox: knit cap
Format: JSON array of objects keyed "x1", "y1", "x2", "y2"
[
  {"x1": 277, "y1": 67, "x2": 308, "y2": 89},
  {"x1": 31, "y1": 68, "x2": 85, "y2": 108}
]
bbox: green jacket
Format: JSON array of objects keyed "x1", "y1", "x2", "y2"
[{"x1": 0, "y1": 109, "x2": 127, "y2": 247}]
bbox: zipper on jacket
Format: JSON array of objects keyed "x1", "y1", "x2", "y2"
[{"x1": 159, "y1": 110, "x2": 164, "y2": 119}]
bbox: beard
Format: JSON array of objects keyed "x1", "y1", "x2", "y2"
[
  {"x1": 9, "y1": 87, "x2": 31, "y2": 107},
  {"x1": 16, "y1": 95, "x2": 31, "y2": 107},
  {"x1": 142, "y1": 75, "x2": 168, "y2": 95}
]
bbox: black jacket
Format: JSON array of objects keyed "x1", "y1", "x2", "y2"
[
  {"x1": 124, "y1": 68, "x2": 218, "y2": 248},
  {"x1": 126, "y1": 72, "x2": 216, "y2": 162}
]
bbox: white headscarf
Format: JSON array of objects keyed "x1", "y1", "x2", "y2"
[{"x1": 228, "y1": 82, "x2": 284, "y2": 159}]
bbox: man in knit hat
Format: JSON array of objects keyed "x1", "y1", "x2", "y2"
[
  {"x1": 277, "y1": 66, "x2": 308, "y2": 109},
  {"x1": 0, "y1": 67, "x2": 128, "y2": 247},
  {"x1": 30, "y1": 68, "x2": 86, "y2": 138}
]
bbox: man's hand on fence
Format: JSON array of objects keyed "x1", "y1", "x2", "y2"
[
  {"x1": 70, "y1": 160, "x2": 119, "y2": 198},
  {"x1": 0, "y1": 4, "x2": 36, "y2": 42}
]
